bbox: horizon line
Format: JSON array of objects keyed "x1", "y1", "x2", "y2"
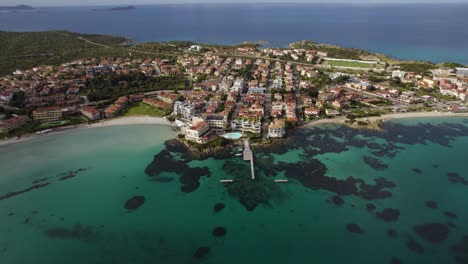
[{"x1": 5, "y1": 2, "x2": 468, "y2": 7}]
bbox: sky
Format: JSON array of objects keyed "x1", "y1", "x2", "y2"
[{"x1": 1, "y1": 0, "x2": 467, "y2": 7}]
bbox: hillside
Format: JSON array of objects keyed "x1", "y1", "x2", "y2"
[
  {"x1": 0, "y1": 30, "x2": 131, "y2": 76},
  {"x1": 0, "y1": 5, "x2": 34, "y2": 10}
]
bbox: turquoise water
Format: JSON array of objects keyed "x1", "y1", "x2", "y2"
[{"x1": 0, "y1": 118, "x2": 468, "y2": 264}]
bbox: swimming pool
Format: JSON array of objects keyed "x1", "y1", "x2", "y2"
[{"x1": 222, "y1": 132, "x2": 243, "y2": 140}]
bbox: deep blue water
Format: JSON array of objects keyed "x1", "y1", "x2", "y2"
[{"x1": 1, "y1": 3, "x2": 468, "y2": 64}]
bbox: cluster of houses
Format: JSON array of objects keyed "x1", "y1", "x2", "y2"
[
  {"x1": 1, "y1": 43, "x2": 467, "y2": 140},
  {"x1": 263, "y1": 48, "x2": 328, "y2": 62},
  {"x1": 341, "y1": 67, "x2": 468, "y2": 105},
  {"x1": 0, "y1": 57, "x2": 166, "y2": 110}
]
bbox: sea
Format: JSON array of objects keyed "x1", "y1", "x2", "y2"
[
  {"x1": 1, "y1": 3, "x2": 468, "y2": 64},
  {"x1": 0, "y1": 117, "x2": 468, "y2": 264}
]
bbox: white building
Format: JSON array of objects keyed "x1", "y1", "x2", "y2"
[
  {"x1": 204, "y1": 114, "x2": 228, "y2": 131},
  {"x1": 231, "y1": 119, "x2": 261, "y2": 134},
  {"x1": 173, "y1": 101, "x2": 195, "y2": 120},
  {"x1": 0, "y1": 91, "x2": 13, "y2": 102},
  {"x1": 248, "y1": 87, "x2": 266, "y2": 94},
  {"x1": 268, "y1": 119, "x2": 286, "y2": 138},
  {"x1": 185, "y1": 121, "x2": 211, "y2": 144},
  {"x1": 272, "y1": 79, "x2": 283, "y2": 89},
  {"x1": 231, "y1": 79, "x2": 244, "y2": 93},
  {"x1": 392, "y1": 70, "x2": 406, "y2": 79},
  {"x1": 456, "y1": 67, "x2": 468, "y2": 76},
  {"x1": 190, "y1": 45, "x2": 202, "y2": 52}
]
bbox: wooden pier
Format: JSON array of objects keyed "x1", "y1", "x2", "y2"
[{"x1": 243, "y1": 139, "x2": 255, "y2": 180}]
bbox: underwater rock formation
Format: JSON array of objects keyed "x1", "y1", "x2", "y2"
[
  {"x1": 413, "y1": 223, "x2": 449, "y2": 243},
  {"x1": 124, "y1": 196, "x2": 145, "y2": 210}
]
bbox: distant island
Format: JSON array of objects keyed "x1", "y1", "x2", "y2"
[
  {"x1": 0, "y1": 4, "x2": 34, "y2": 10},
  {"x1": 93, "y1": 6, "x2": 136, "y2": 11}
]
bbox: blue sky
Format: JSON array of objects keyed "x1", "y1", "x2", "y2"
[{"x1": 2, "y1": 0, "x2": 467, "y2": 6}]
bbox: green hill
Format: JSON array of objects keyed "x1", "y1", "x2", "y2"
[{"x1": 0, "y1": 30, "x2": 131, "y2": 76}]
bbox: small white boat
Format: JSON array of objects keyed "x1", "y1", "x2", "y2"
[
  {"x1": 220, "y1": 179, "x2": 234, "y2": 183},
  {"x1": 274, "y1": 179, "x2": 289, "y2": 183},
  {"x1": 235, "y1": 153, "x2": 242, "y2": 156}
]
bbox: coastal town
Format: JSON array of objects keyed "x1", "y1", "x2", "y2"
[{"x1": 1, "y1": 42, "x2": 468, "y2": 145}]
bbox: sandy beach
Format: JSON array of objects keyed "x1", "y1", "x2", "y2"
[
  {"x1": 306, "y1": 111, "x2": 468, "y2": 127},
  {"x1": 87, "y1": 116, "x2": 172, "y2": 128},
  {"x1": 0, "y1": 116, "x2": 172, "y2": 147}
]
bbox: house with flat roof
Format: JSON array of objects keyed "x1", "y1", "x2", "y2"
[
  {"x1": 0, "y1": 115, "x2": 29, "y2": 134},
  {"x1": 33, "y1": 106, "x2": 62, "y2": 121},
  {"x1": 268, "y1": 119, "x2": 286, "y2": 138}
]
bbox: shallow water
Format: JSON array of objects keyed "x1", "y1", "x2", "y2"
[{"x1": 0, "y1": 118, "x2": 467, "y2": 264}]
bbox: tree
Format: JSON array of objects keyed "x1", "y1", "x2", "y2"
[{"x1": 10, "y1": 91, "x2": 25, "y2": 107}]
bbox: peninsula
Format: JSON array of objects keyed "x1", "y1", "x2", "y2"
[
  {"x1": 0, "y1": 4, "x2": 34, "y2": 10},
  {"x1": 92, "y1": 6, "x2": 136, "y2": 11},
  {"x1": 0, "y1": 30, "x2": 467, "y2": 146}
]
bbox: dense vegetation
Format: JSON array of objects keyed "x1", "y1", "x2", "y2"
[
  {"x1": 132, "y1": 41, "x2": 197, "y2": 53},
  {"x1": 0, "y1": 30, "x2": 130, "y2": 76},
  {"x1": 397, "y1": 62, "x2": 437, "y2": 75},
  {"x1": 290, "y1": 40, "x2": 387, "y2": 61},
  {"x1": 86, "y1": 72, "x2": 186, "y2": 101},
  {"x1": 439, "y1": 62, "x2": 465, "y2": 68},
  {"x1": 184, "y1": 136, "x2": 231, "y2": 150}
]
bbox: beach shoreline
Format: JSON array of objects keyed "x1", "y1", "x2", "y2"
[
  {"x1": 0, "y1": 116, "x2": 172, "y2": 147},
  {"x1": 305, "y1": 111, "x2": 468, "y2": 128},
  {"x1": 1, "y1": 112, "x2": 468, "y2": 147}
]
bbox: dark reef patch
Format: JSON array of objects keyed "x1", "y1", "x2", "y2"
[
  {"x1": 57, "y1": 168, "x2": 87, "y2": 181},
  {"x1": 413, "y1": 223, "x2": 449, "y2": 243},
  {"x1": 213, "y1": 203, "x2": 225, "y2": 213},
  {"x1": 212, "y1": 227, "x2": 227, "y2": 237},
  {"x1": 346, "y1": 223, "x2": 364, "y2": 234},
  {"x1": 366, "y1": 203, "x2": 376, "y2": 212},
  {"x1": 226, "y1": 175, "x2": 280, "y2": 211},
  {"x1": 332, "y1": 195, "x2": 344, "y2": 206},
  {"x1": 0, "y1": 183, "x2": 50, "y2": 201},
  {"x1": 425, "y1": 200, "x2": 438, "y2": 209},
  {"x1": 387, "y1": 229, "x2": 398, "y2": 238},
  {"x1": 45, "y1": 224, "x2": 96, "y2": 241},
  {"x1": 406, "y1": 238, "x2": 425, "y2": 254},
  {"x1": 451, "y1": 235, "x2": 468, "y2": 264},
  {"x1": 180, "y1": 167, "x2": 211, "y2": 193},
  {"x1": 448, "y1": 222, "x2": 457, "y2": 229},
  {"x1": 363, "y1": 156, "x2": 388, "y2": 170},
  {"x1": 32, "y1": 178, "x2": 48, "y2": 184},
  {"x1": 277, "y1": 158, "x2": 394, "y2": 200},
  {"x1": 145, "y1": 149, "x2": 211, "y2": 193},
  {"x1": 193, "y1": 246, "x2": 210, "y2": 259},
  {"x1": 412, "y1": 168, "x2": 422, "y2": 174},
  {"x1": 390, "y1": 257, "x2": 403, "y2": 264},
  {"x1": 359, "y1": 178, "x2": 394, "y2": 200},
  {"x1": 446, "y1": 172, "x2": 468, "y2": 185},
  {"x1": 445, "y1": 211, "x2": 458, "y2": 219},
  {"x1": 124, "y1": 196, "x2": 145, "y2": 210},
  {"x1": 376, "y1": 208, "x2": 400, "y2": 222}
]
